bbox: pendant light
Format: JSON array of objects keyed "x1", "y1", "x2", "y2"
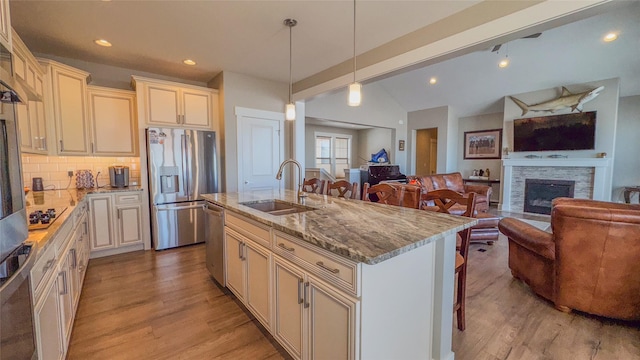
[
  {"x1": 284, "y1": 18, "x2": 297, "y2": 120},
  {"x1": 348, "y1": 0, "x2": 361, "y2": 106}
]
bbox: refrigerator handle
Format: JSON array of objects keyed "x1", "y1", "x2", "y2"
[
  {"x1": 186, "y1": 133, "x2": 192, "y2": 199},
  {"x1": 181, "y1": 134, "x2": 189, "y2": 199}
]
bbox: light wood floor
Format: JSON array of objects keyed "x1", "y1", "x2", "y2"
[
  {"x1": 67, "y1": 245, "x2": 288, "y2": 360},
  {"x1": 68, "y1": 237, "x2": 640, "y2": 360}
]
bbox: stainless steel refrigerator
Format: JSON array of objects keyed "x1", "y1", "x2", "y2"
[{"x1": 147, "y1": 128, "x2": 218, "y2": 250}]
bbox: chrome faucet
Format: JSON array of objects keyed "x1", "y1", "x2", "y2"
[{"x1": 276, "y1": 159, "x2": 307, "y2": 198}]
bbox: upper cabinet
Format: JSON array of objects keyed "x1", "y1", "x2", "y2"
[
  {"x1": 12, "y1": 30, "x2": 47, "y2": 154},
  {"x1": 42, "y1": 60, "x2": 91, "y2": 155},
  {"x1": 87, "y1": 86, "x2": 138, "y2": 156},
  {"x1": 0, "y1": 0, "x2": 11, "y2": 50},
  {"x1": 131, "y1": 76, "x2": 218, "y2": 129}
]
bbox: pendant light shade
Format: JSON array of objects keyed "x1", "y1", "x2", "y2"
[
  {"x1": 348, "y1": 82, "x2": 361, "y2": 107},
  {"x1": 348, "y1": 0, "x2": 361, "y2": 107},
  {"x1": 284, "y1": 18, "x2": 297, "y2": 120}
]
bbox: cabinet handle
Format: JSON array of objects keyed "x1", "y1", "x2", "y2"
[
  {"x1": 316, "y1": 261, "x2": 340, "y2": 274},
  {"x1": 70, "y1": 249, "x2": 77, "y2": 269},
  {"x1": 297, "y1": 278, "x2": 304, "y2": 304},
  {"x1": 41, "y1": 137, "x2": 46, "y2": 151},
  {"x1": 176, "y1": 115, "x2": 180, "y2": 124},
  {"x1": 59, "y1": 271, "x2": 68, "y2": 295},
  {"x1": 277, "y1": 243, "x2": 295, "y2": 252},
  {"x1": 60, "y1": 140, "x2": 64, "y2": 151},
  {"x1": 238, "y1": 242, "x2": 243, "y2": 259},
  {"x1": 91, "y1": 142, "x2": 94, "y2": 153},
  {"x1": 303, "y1": 282, "x2": 310, "y2": 308},
  {"x1": 117, "y1": 209, "x2": 121, "y2": 219},
  {"x1": 43, "y1": 259, "x2": 55, "y2": 272}
]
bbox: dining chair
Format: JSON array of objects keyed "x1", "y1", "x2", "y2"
[
  {"x1": 421, "y1": 189, "x2": 476, "y2": 331},
  {"x1": 362, "y1": 183, "x2": 405, "y2": 206},
  {"x1": 302, "y1": 178, "x2": 326, "y2": 195},
  {"x1": 327, "y1": 180, "x2": 358, "y2": 199}
]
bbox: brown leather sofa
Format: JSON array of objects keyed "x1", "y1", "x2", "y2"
[
  {"x1": 498, "y1": 197, "x2": 640, "y2": 321},
  {"x1": 407, "y1": 172, "x2": 492, "y2": 212}
]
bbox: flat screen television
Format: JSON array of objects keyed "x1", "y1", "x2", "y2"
[{"x1": 513, "y1": 111, "x2": 596, "y2": 152}]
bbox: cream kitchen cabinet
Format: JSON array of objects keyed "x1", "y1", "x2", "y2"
[
  {"x1": 87, "y1": 86, "x2": 138, "y2": 156},
  {"x1": 88, "y1": 192, "x2": 144, "y2": 258},
  {"x1": 131, "y1": 75, "x2": 218, "y2": 129},
  {"x1": 224, "y1": 227, "x2": 272, "y2": 330},
  {"x1": 13, "y1": 30, "x2": 48, "y2": 154},
  {"x1": 40, "y1": 59, "x2": 90, "y2": 155},
  {"x1": 33, "y1": 274, "x2": 64, "y2": 360},
  {"x1": 0, "y1": 0, "x2": 11, "y2": 50}
]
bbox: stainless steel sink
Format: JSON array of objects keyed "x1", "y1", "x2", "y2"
[{"x1": 239, "y1": 199, "x2": 316, "y2": 216}]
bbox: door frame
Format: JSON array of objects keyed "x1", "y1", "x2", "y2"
[{"x1": 235, "y1": 106, "x2": 285, "y2": 192}]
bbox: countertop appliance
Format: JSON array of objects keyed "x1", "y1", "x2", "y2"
[
  {"x1": 27, "y1": 206, "x2": 68, "y2": 231},
  {"x1": 109, "y1": 165, "x2": 130, "y2": 188},
  {"x1": 147, "y1": 128, "x2": 219, "y2": 250},
  {"x1": 204, "y1": 202, "x2": 224, "y2": 285},
  {"x1": 0, "y1": 243, "x2": 36, "y2": 360}
]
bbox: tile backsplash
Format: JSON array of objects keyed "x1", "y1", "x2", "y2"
[{"x1": 22, "y1": 154, "x2": 141, "y2": 190}]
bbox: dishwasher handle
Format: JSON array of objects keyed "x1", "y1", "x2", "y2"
[{"x1": 203, "y1": 204, "x2": 224, "y2": 217}]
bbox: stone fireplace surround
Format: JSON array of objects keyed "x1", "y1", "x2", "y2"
[{"x1": 500, "y1": 158, "x2": 611, "y2": 213}]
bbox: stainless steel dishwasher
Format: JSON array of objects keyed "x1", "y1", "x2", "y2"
[{"x1": 204, "y1": 202, "x2": 225, "y2": 285}]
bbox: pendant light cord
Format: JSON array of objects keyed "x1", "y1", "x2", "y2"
[
  {"x1": 353, "y1": 0, "x2": 357, "y2": 83},
  {"x1": 289, "y1": 21, "x2": 293, "y2": 103}
]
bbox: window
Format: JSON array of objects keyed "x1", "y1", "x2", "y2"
[{"x1": 315, "y1": 133, "x2": 351, "y2": 178}]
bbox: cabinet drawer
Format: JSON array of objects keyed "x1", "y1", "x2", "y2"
[
  {"x1": 225, "y1": 211, "x2": 271, "y2": 248},
  {"x1": 31, "y1": 243, "x2": 58, "y2": 300},
  {"x1": 273, "y1": 232, "x2": 359, "y2": 296},
  {"x1": 54, "y1": 219, "x2": 74, "y2": 259},
  {"x1": 115, "y1": 192, "x2": 141, "y2": 204}
]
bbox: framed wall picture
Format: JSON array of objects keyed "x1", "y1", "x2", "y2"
[{"x1": 463, "y1": 129, "x2": 502, "y2": 160}]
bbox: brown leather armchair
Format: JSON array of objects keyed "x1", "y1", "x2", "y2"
[{"x1": 498, "y1": 197, "x2": 640, "y2": 321}]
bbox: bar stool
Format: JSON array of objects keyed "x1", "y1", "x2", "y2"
[
  {"x1": 327, "y1": 180, "x2": 358, "y2": 199},
  {"x1": 362, "y1": 183, "x2": 405, "y2": 206},
  {"x1": 302, "y1": 178, "x2": 326, "y2": 195}
]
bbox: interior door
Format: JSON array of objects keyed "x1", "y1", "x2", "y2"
[{"x1": 237, "y1": 110, "x2": 283, "y2": 192}]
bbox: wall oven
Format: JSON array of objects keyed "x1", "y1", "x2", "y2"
[{"x1": 0, "y1": 41, "x2": 35, "y2": 359}]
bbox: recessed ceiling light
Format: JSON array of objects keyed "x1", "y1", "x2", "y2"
[
  {"x1": 94, "y1": 39, "x2": 112, "y2": 47},
  {"x1": 183, "y1": 59, "x2": 196, "y2": 66},
  {"x1": 429, "y1": 77, "x2": 437, "y2": 85},
  {"x1": 603, "y1": 32, "x2": 618, "y2": 42},
  {"x1": 498, "y1": 59, "x2": 509, "y2": 68}
]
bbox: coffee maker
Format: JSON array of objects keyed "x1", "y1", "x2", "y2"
[{"x1": 108, "y1": 166, "x2": 130, "y2": 188}]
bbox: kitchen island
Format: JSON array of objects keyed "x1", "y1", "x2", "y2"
[{"x1": 203, "y1": 190, "x2": 476, "y2": 360}]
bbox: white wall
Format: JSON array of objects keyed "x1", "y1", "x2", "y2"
[
  {"x1": 358, "y1": 128, "x2": 394, "y2": 167},
  {"x1": 305, "y1": 124, "x2": 360, "y2": 169},
  {"x1": 305, "y1": 82, "x2": 407, "y2": 172},
  {"x1": 612, "y1": 95, "x2": 640, "y2": 202},
  {"x1": 502, "y1": 77, "x2": 620, "y2": 201},
  {"x1": 407, "y1": 106, "x2": 458, "y2": 175},
  {"x1": 209, "y1": 71, "x2": 289, "y2": 192}
]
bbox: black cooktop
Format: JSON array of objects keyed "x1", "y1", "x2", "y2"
[{"x1": 28, "y1": 207, "x2": 68, "y2": 231}]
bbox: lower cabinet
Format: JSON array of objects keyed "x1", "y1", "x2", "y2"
[
  {"x1": 34, "y1": 276, "x2": 64, "y2": 360},
  {"x1": 88, "y1": 191, "x2": 144, "y2": 258},
  {"x1": 32, "y1": 203, "x2": 90, "y2": 360},
  {"x1": 224, "y1": 228, "x2": 271, "y2": 329},
  {"x1": 273, "y1": 256, "x2": 358, "y2": 360}
]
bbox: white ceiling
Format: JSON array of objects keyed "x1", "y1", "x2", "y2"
[{"x1": 8, "y1": 1, "x2": 640, "y2": 118}]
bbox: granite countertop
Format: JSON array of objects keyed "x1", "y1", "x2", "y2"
[
  {"x1": 26, "y1": 186, "x2": 144, "y2": 259},
  {"x1": 203, "y1": 190, "x2": 477, "y2": 265}
]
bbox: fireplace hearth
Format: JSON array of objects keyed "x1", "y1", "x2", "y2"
[{"x1": 524, "y1": 179, "x2": 575, "y2": 214}]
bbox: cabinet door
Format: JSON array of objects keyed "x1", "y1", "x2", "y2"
[
  {"x1": 0, "y1": 0, "x2": 10, "y2": 50},
  {"x1": 89, "y1": 195, "x2": 115, "y2": 251},
  {"x1": 146, "y1": 84, "x2": 180, "y2": 125},
  {"x1": 34, "y1": 277, "x2": 64, "y2": 360},
  {"x1": 28, "y1": 100, "x2": 47, "y2": 154},
  {"x1": 88, "y1": 88, "x2": 137, "y2": 156},
  {"x1": 273, "y1": 257, "x2": 305, "y2": 360},
  {"x1": 115, "y1": 205, "x2": 143, "y2": 246},
  {"x1": 57, "y1": 256, "x2": 74, "y2": 346},
  {"x1": 52, "y1": 68, "x2": 89, "y2": 155},
  {"x1": 182, "y1": 89, "x2": 211, "y2": 128},
  {"x1": 224, "y1": 229, "x2": 245, "y2": 300},
  {"x1": 307, "y1": 277, "x2": 358, "y2": 360},
  {"x1": 16, "y1": 102, "x2": 33, "y2": 151},
  {"x1": 245, "y1": 241, "x2": 271, "y2": 330}
]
